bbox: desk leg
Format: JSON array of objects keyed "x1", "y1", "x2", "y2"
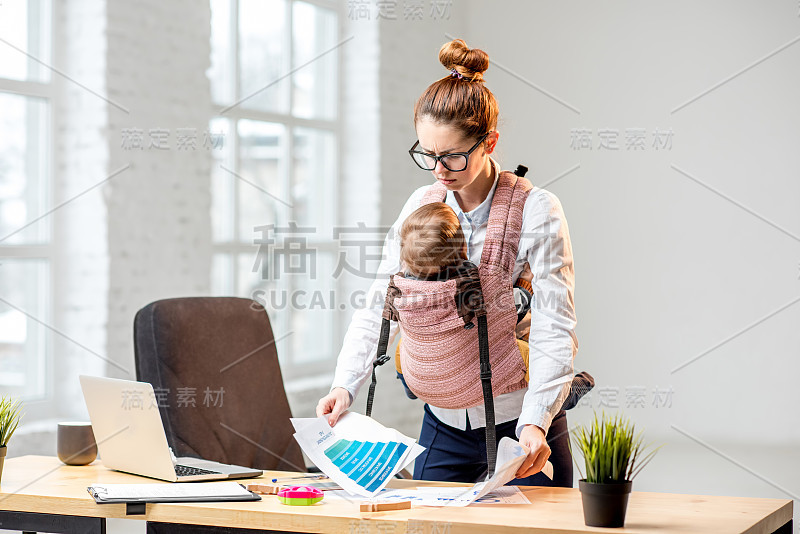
[
  {"x1": 771, "y1": 518, "x2": 792, "y2": 534},
  {"x1": 0, "y1": 510, "x2": 106, "y2": 533}
]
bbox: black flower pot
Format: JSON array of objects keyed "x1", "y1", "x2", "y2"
[
  {"x1": 0, "y1": 445, "x2": 6, "y2": 483},
  {"x1": 578, "y1": 479, "x2": 633, "y2": 527}
]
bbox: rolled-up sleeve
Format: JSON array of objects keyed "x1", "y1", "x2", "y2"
[
  {"x1": 515, "y1": 190, "x2": 578, "y2": 438},
  {"x1": 331, "y1": 186, "x2": 428, "y2": 402}
]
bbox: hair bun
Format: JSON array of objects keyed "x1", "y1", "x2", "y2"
[{"x1": 439, "y1": 38, "x2": 489, "y2": 82}]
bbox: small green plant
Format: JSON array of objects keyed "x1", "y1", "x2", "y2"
[
  {"x1": 571, "y1": 411, "x2": 661, "y2": 484},
  {"x1": 0, "y1": 396, "x2": 23, "y2": 447}
]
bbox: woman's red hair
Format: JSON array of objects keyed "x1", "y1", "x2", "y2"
[{"x1": 413, "y1": 39, "x2": 499, "y2": 141}]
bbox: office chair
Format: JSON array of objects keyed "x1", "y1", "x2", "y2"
[{"x1": 134, "y1": 297, "x2": 305, "y2": 534}]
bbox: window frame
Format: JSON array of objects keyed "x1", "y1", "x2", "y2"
[
  {"x1": 209, "y1": 0, "x2": 343, "y2": 382},
  {"x1": 0, "y1": 0, "x2": 56, "y2": 417}
]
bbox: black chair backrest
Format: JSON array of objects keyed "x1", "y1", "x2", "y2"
[{"x1": 134, "y1": 297, "x2": 305, "y2": 472}]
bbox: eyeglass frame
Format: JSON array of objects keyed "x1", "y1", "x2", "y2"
[{"x1": 408, "y1": 131, "x2": 492, "y2": 172}]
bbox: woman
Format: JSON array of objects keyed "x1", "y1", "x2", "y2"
[{"x1": 317, "y1": 38, "x2": 577, "y2": 487}]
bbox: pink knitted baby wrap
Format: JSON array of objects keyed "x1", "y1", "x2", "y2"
[{"x1": 390, "y1": 170, "x2": 532, "y2": 410}]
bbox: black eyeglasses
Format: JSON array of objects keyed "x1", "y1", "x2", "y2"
[{"x1": 408, "y1": 131, "x2": 491, "y2": 172}]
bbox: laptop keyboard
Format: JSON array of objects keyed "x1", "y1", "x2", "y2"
[{"x1": 175, "y1": 464, "x2": 223, "y2": 477}]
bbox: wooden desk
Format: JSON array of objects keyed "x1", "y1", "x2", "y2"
[{"x1": 0, "y1": 456, "x2": 792, "y2": 533}]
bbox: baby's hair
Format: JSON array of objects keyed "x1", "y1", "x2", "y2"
[{"x1": 400, "y1": 202, "x2": 467, "y2": 278}]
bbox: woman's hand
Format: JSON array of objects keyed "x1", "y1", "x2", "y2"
[
  {"x1": 515, "y1": 424, "x2": 551, "y2": 478},
  {"x1": 315, "y1": 387, "x2": 352, "y2": 427},
  {"x1": 519, "y1": 261, "x2": 533, "y2": 283}
]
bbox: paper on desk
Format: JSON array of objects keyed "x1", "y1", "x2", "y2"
[
  {"x1": 290, "y1": 412, "x2": 423, "y2": 498},
  {"x1": 330, "y1": 436, "x2": 551, "y2": 507},
  {"x1": 444, "y1": 436, "x2": 552, "y2": 507},
  {"x1": 417, "y1": 485, "x2": 531, "y2": 505},
  {"x1": 328, "y1": 485, "x2": 530, "y2": 506}
]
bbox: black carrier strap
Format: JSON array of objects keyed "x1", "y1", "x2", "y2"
[
  {"x1": 365, "y1": 309, "x2": 497, "y2": 479},
  {"x1": 477, "y1": 313, "x2": 496, "y2": 479},
  {"x1": 366, "y1": 277, "x2": 401, "y2": 418},
  {"x1": 365, "y1": 317, "x2": 392, "y2": 418}
]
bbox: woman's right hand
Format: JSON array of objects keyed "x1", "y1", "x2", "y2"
[{"x1": 315, "y1": 387, "x2": 352, "y2": 427}]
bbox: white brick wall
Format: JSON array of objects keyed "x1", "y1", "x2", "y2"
[
  {"x1": 19, "y1": 0, "x2": 213, "y2": 427},
  {"x1": 104, "y1": 0, "x2": 213, "y2": 379},
  {"x1": 52, "y1": 0, "x2": 111, "y2": 415}
]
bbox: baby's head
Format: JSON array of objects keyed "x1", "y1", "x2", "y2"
[{"x1": 400, "y1": 202, "x2": 467, "y2": 279}]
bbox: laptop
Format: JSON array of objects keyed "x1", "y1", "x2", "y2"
[{"x1": 79, "y1": 375, "x2": 263, "y2": 482}]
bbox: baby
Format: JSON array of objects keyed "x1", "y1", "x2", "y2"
[
  {"x1": 399, "y1": 202, "x2": 532, "y2": 320},
  {"x1": 396, "y1": 202, "x2": 594, "y2": 411}
]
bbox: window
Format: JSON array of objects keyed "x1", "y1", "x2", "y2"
[
  {"x1": 0, "y1": 0, "x2": 53, "y2": 399},
  {"x1": 208, "y1": 0, "x2": 340, "y2": 380}
]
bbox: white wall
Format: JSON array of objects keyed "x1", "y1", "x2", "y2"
[
  {"x1": 52, "y1": 0, "x2": 110, "y2": 421},
  {"x1": 104, "y1": 0, "x2": 214, "y2": 381}
]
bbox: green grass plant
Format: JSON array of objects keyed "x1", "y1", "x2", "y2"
[
  {"x1": 571, "y1": 410, "x2": 661, "y2": 483},
  {"x1": 0, "y1": 396, "x2": 23, "y2": 447}
]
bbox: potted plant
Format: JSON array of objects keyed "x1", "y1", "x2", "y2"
[
  {"x1": 0, "y1": 395, "x2": 23, "y2": 483},
  {"x1": 570, "y1": 411, "x2": 661, "y2": 528}
]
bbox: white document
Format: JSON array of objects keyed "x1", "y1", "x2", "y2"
[
  {"x1": 326, "y1": 436, "x2": 551, "y2": 507},
  {"x1": 290, "y1": 412, "x2": 423, "y2": 498},
  {"x1": 88, "y1": 481, "x2": 252, "y2": 500},
  {"x1": 329, "y1": 485, "x2": 531, "y2": 506},
  {"x1": 448, "y1": 485, "x2": 531, "y2": 505},
  {"x1": 444, "y1": 436, "x2": 551, "y2": 507}
]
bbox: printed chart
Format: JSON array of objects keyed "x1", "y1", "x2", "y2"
[
  {"x1": 323, "y1": 439, "x2": 409, "y2": 493},
  {"x1": 291, "y1": 412, "x2": 422, "y2": 497}
]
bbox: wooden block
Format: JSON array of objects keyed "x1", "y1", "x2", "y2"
[
  {"x1": 246, "y1": 484, "x2": 282, "y2": 495},
  {"x1": 360, "y1": 500, "x2": 412, "y2": 512}
]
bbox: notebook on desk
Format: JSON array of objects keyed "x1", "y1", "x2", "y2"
[{"x1": 79, "y1": 375, "x2": 263, "y2": 482}]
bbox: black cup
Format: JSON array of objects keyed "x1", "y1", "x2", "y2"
[{"x1": 57, "y1": 422, "x2": 97, "y2": 466}]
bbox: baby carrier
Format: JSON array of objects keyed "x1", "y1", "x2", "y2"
[{"x1": 365, "y1": 164, "x2": 532, "y2": 478}]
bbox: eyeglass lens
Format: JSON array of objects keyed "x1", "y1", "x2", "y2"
[{"x1": 411, "y1": 152, "x2": 468, "y2": 171}]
